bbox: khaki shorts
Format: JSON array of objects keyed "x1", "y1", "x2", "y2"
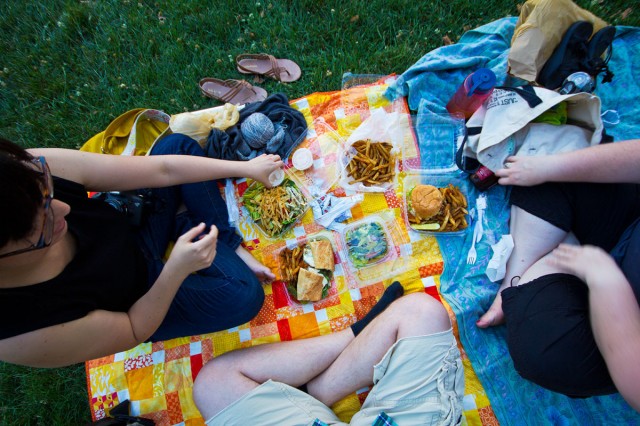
[{"x1": 205, "y1": 329, "x2": 464, "y2": 426}]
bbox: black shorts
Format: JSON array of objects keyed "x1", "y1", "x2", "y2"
[
  {"x1": 505, "y1": 182, "x2": 640, "y2": 397},
  {"x1": 502, "y1": 274, "x2": 617, "y2": 397},
  {"x1": 510, "y1": 182, "x2": 640, "y2": 251}
]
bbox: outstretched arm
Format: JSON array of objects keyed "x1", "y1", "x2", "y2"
[
  {"x1": 27, "y1": 148, "x2": 283, "y2": 191},
  {"x1": 495, "y1": 139, "x2": 640, "y2": 186},
  {"x1": 550, "y1": 244, "x2": 640, "y2": 412}
]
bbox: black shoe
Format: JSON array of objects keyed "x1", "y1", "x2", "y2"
[
  {"x1": 584, "y1": 25, "x2": 615, "y2": 84},
  {"x1": 537, "y1": 21, "x2": 593, "y2": 90}
]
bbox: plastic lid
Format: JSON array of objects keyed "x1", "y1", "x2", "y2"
[
  {"x1": 292, "y1": 148, "x2": 313, "y2": 171},
  {"x1": 401, "y1": 113, "x2": 466, "y2": 174},
  {"x1": 268, "y1": 169, "x2": 285, "y2": 186},
  {"x1": 469, "y1": 68, "x2": 496, "y2": 95}
]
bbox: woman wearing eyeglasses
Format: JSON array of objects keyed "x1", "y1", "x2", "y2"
[{"x1": 0, "y1": 135, "x2": 283, "y2": 367}]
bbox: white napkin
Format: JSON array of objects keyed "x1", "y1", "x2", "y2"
[
  {"x1": 486, "y1": 235, "x2": 514, "y2": 282},
  {"x1": 312, "y1": 193, "x2": 364, "y2": 231}
]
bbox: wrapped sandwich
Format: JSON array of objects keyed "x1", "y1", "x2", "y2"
[
  {"x1": 281, "y1": 239, "x2": 335, "y2": 303},
  {"x1": 297, "y1": 240, "x2": 335, "y2": 302}
]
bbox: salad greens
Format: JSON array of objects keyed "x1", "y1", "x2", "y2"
[
  {"x1": 242, "y1": 178, "x2": 307, "y2": 237},
  {"x1": 345, "y1": 221, "x2": 388, "y2": 267}
]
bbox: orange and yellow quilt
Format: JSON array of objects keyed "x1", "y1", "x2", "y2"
[{"x1": 86, "y1": 79, "x2": 498, "y2": 426}]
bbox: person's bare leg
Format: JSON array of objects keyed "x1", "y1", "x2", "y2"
[
  {"x1": 193, "y1": 329, "x2": 354, "y2": 420},
  {"x1": 476, "y1": 205, "x2": 569, "y2": 328},
  {"x1": 307, "y1": 293, "x2": 450, "y2": 407},
  {"x1": 192, "y1": 293, "x2": 449, "y2": 418}
]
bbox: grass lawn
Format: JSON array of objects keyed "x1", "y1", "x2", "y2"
[{"x1": 1, "y1": 1, "x2": 637, "y2": 424}]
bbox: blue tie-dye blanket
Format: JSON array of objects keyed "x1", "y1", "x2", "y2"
[{"x1": 387, "y1": 17, "x2": 640, "y2": 426}]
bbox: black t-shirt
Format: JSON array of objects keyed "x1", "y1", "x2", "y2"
[{"x1": 0, "y1": 177, "x2": 148, "y2": 339}]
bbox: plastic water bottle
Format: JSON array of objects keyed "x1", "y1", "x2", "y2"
[{"x1": 446, "y1": 68, "x2": 497, "y2": 119}]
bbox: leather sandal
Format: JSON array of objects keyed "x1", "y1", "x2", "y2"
[
  {"x1": 199, "y1": 78, "x2": 267, "y2": 105},
  {"x1": 235, "y1": 53, "x2": 302, "y2": 83}
]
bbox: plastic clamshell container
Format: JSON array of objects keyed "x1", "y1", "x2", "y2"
[
  {"x1": 236, "y1": 118, "x2": 346, "y2": 240},
  {"x1": 240, "y1": 174, "x2": 311, "y2": 239},
  {"x1": 401, "y1": 112, "x2": 466, "y2": 175},
  {"x1": 286, "y1": 118, "x2": 346, "y2": 198},
  {"x1": 267, "y1": 230, "x2": 346, "y2": 305},
  {"x1": 340, "y1": 213, "x2": 407, "y2": 286},
  {"x1": 402, "y1": 173, "x2": 471, "y2": 237}
]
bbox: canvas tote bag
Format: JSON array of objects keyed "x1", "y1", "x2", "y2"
[{"x1": 458, "y1": 85, "x2": 604, "y2": 172}]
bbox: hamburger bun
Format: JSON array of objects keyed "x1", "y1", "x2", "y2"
[{"x1": 410, "y1": 184, "x2": 444, "y2": 220}]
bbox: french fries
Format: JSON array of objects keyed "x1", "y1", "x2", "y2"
[
  {"x1": 281, "y1": 246, "x2": 305, "y2": 285},
  {"x1": 347, "y1": 139, "x2": 395, "y2": 186},
  {"x1": 409, "y1": 184, "x2": 468, "y2": 232}
]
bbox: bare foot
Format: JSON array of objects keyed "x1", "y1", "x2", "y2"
[
  {"x1": 476, "y1": 280, "x2": 511, "y2": 328},
  {"x1": 236, "y1": 245, "x2": 276, "y2": 283},
  {"x1": 476, "y1": 293, "x2": 505, "y2": 328}
]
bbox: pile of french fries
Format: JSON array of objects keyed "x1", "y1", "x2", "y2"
[
  {"x1": 280, "y1": 246, "x2": 305, "y2": 285},
  {"x1": 346, "y1": 139, "x2": 395, "y2": 186},
  {"x1": 409, "y1": 184, "x2": 468, "y2": 232}
]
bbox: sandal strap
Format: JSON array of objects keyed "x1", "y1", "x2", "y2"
[
  {"x1": 219, "y1": 79, "x2": 254, "y2": 103},
  {"x1": 236, "y1": 53, "x2": 291, "y2": 82}
]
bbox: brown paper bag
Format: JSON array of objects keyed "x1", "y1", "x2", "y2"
[{"x1": 508, "y1": 0, "x2": 608, "y2": 82}]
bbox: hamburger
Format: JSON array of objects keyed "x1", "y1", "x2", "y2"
[{"x1": 408, "y1": 184, "x2": 444, "y2": 221}]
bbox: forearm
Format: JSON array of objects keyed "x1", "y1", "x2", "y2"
[
  {"x1": 587, "y1": 272, "x2": 640, "y2": 411},
  {"x1": 31, "y1": 148, "x2": 254, "y2": 190},
  {"x1": 542, "y1": 139, "x2": 640, "y2": 183},
  {"x1": 126, "y1": 263, "x2": 189, "y2": 341}
]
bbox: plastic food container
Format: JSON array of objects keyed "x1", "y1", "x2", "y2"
[
  {"x1": 402, "y1": 173, "x2": 471, "y2": 237},
  {"x1": 401, "y1": 113, "x2": 466, "y2": 175},
  {"x1": 339, "y1": 213, "x2": 407, "y2": 286},
  {"x1": 241, "y1": 175, "x2": 310, "y2": 238},
  {"x1": 234, "y1": 118, "x2": 347, "y2": 240},
  {"x1": 267, "y1": 230, "x2": 346, "y2": 304}
]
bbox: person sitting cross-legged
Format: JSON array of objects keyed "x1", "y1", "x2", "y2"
[{"x1": 193, "y1": 283, "x2": 465, "y2": 426}]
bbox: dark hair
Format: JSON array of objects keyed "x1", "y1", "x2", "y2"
[{"x1": 0, "y1": 138, "x2": 44, "y2": 247}]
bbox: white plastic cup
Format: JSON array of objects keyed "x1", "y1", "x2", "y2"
[
  {"x1": 292, "y1": 148, "x2": 313, "y2": 171},
  {"x1": 268, "y1": 169, "x2": 285, "y2": 186}
]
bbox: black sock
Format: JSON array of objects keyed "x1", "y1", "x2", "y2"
[{"x1": 350, "y1": 281, "x2": 404, "y2": 337}]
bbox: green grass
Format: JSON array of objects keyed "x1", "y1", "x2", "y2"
[{"x1": 0, "y1": 0, "x2": 637, "y2": 424}]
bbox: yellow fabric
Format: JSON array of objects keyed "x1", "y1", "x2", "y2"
[
  {"x1": 86, "y1": 80, "x2": 498, "y2": 425},
  {"x1": 508, "y1": 0, "x2": 608, "y2": 82},
  {"x1": 81, "y1": 108, "x2": 170, "y2": 156}
]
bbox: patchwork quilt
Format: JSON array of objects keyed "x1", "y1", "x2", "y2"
[{"x1": 86, "y1": 79, "x2": 498, "y2": 425}]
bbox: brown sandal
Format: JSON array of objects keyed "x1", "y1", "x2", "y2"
[
  {"x1": 199, "y1": 78, "x2": 267, "y2": 105},
  {"x1": 235, "y1": 53, "x2": 302, "y2": 83}
]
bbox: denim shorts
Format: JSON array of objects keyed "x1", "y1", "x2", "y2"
[{"x1": 205, "y1": 329, "x2": 464, "y2": 426}]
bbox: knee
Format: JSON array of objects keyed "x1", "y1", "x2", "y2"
[
  {"x1": 193, "y1": 358, "x2": 233, "y2": 410},
  {"x1": 389, "y1": 292, "x2": 451, "y2": 334}
]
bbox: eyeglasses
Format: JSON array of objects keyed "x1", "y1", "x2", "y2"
[{"x1": 0, "y1": 157, "x2": 55, "y2": 259}]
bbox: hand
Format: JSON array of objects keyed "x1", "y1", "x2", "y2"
[
  {"x1": 235, "y1": 245, "x2": 276, "y2": 284},
  {"x1": 166, "y1": 223, "x2": 218, "y2": 276},
  {"x1": 495, "y1": 155, "x2": 552, "y2": 187},
  {"x1": 547, "y1": 243, "x2": 620, "y2": 288},
  {"x1": 246, "y1": 154, "x2": 284, "y2": 188}
]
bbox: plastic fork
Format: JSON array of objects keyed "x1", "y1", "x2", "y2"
[
  {"x1": 467, "y1": 231, "x2": 478, "y2": 264},
  {"x1": 475, "y1": 194, "x2": 487, "y2": 243},
  {"x1": 466, "y1": 208, "x2": 479, "y2": 264}
]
